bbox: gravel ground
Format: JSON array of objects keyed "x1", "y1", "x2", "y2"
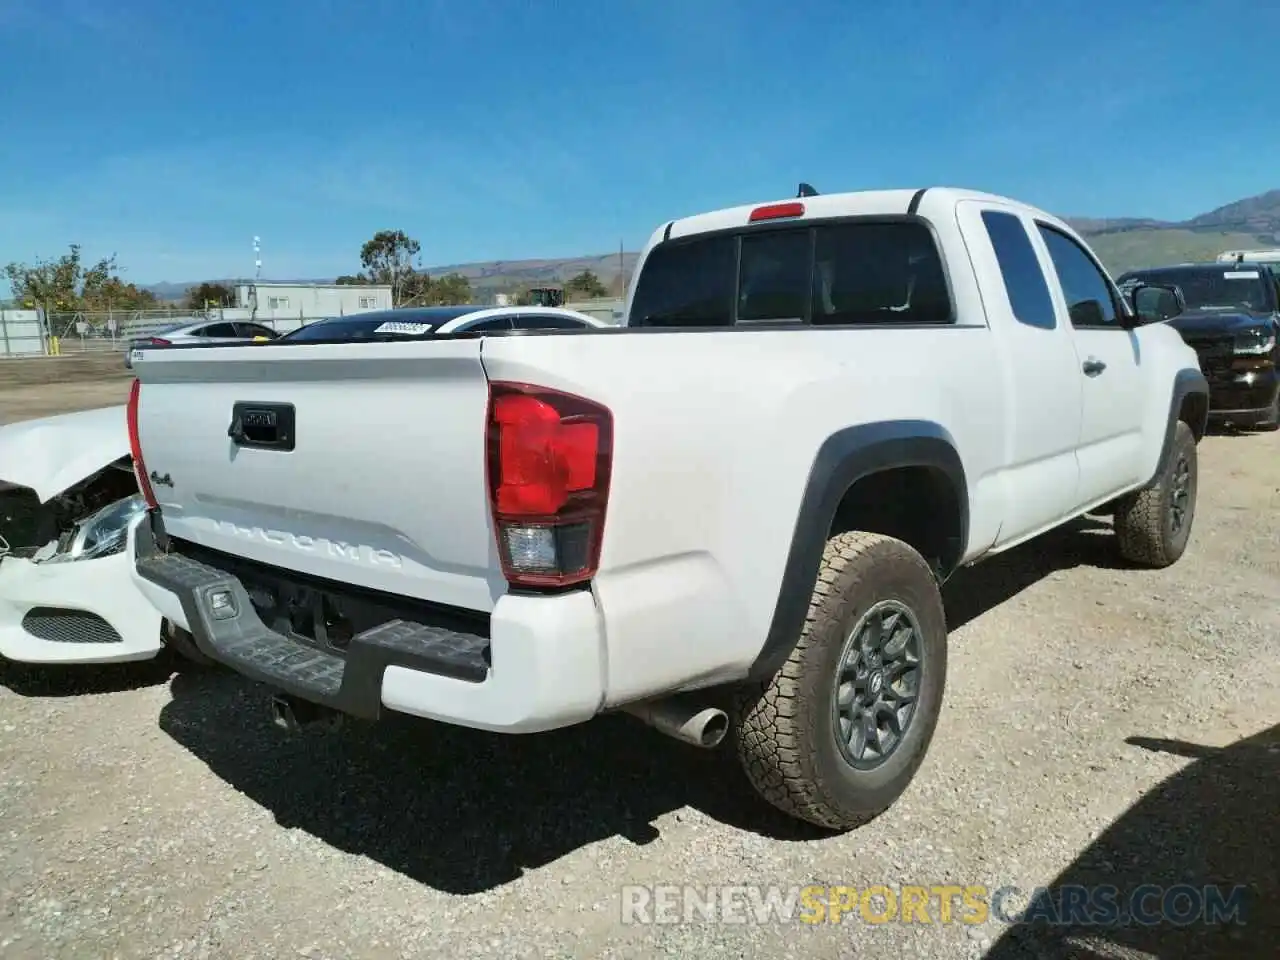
[
  {"x1": 0, "y1": 381, "x2": 130, "y2": 425},
  {"x1": 0, "y1": 406, "x2": 1277, "y2": 959}
]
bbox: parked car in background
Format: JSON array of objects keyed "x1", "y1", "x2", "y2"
[
  {"x1": 124, "y1": 319, "x2": 281, "y2": 368},
  {"x1": 276, "y1": 305, "x2": 608, "y2": 341},
  {"x1": 1117, "y1": 262, "x2": 1280, "y2": 430}
]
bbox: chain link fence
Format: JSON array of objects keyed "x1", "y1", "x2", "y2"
[
  {"x1": 3, "y1": 300, "x2": 625, "y2": 358},
  {"x1": 0, "y1": 308, "x2": 328, "y2": 357}
]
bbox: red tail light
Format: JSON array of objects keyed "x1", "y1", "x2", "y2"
[
  {"x1": 486, "y1": 381, "x2": 612, "y2": 588},
  {"x1": 749, "y1": 201, "x2": 805, "y2": 222},
  {"x1": 146, "y1": 337, "x2": 172, "y2": 346},
  {"x1": 126, "y1": 378, "x2": 158, "y2": 508}
]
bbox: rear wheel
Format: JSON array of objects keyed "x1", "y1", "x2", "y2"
[
  {"x1": 1114, "y1": 420, "x2": 1198, "y2": 567},
  {"x1": 733, "y1": 531, "x2": 947, "y2": 831}
]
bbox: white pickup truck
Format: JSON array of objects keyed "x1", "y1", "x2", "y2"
[{"x1": 127, "y1": 187, "x2": 1208, "y2": 831}]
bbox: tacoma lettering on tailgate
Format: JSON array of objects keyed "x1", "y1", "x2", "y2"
[{"x1": 212, "y1": 520, "x2": 403, "y2": 567}]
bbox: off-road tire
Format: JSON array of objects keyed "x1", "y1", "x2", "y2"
[
  {"x1": 732, "y1": 531, "x2": 948, "y2": 831},
  {"x1": 163, "y1": 621, "x2": 217, "y2": 669},
  {"x1": 1114, "y1": 420, "x2": 1198, "y2": 567}
]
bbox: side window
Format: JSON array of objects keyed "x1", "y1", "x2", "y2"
[
  {"x1": 511, "y1": 314, "x2": 587, "y2": 330},
  {"x1": 463, "y1": 316, "x2": 514, "y2": 333},
  {"x1": 1036, "y1": 225, "x2": 1122, "y2": 328},
  {"x1": 981, "y1": 211, "x2": 1056, "y2": 330},
  {"x1": 234, "y1": 323, "x2": 276, "y2": 338},
  {"x1": 628, "y1": 235, "x2": 735, "y2": 327},
  {"x1": 738, "y1": 228, "x2": 811, "y2": 324},
  {"x1": 202, "y1": 323, "x2": 237, "y2": 337},
  {"x1": 811, "y1": 221, "x2": 952, "y2": 325}
]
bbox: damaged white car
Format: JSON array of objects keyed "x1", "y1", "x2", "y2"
[{"x1": 0, "y1": 405, "x2": 180, "y2": 664}]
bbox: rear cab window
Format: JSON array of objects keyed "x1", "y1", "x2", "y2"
[{"x1": 628, "y1": 220, "x2": 952, "y2": 328}]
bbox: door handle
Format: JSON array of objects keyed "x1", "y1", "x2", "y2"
[{"x1": 1082, "y1": 358, "x2": 1107, "y2": 377}]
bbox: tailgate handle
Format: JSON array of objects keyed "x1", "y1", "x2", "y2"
[{"x1": 228, "y1": 402, "x2": 296, "y2": 451}]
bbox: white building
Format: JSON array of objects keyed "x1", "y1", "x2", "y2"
[{"x1": 234, "y1": 281, "x2": 393, "y2": 320}]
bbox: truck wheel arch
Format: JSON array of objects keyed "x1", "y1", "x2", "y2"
[
  {"x1": 747, "y1": 421, "x2": 968, "y2": 681},
  {"x1": 1148, "y1": 368, "x2": 1209, "y2": 489}
]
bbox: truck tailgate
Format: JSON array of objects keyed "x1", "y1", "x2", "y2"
[{"x1": 131, "y1": 340, "x2": 503, "y2": 612}]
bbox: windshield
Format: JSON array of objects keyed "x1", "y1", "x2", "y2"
[{"x1": 1117, "y1": 267, "x2": 1271, "y2": 312}]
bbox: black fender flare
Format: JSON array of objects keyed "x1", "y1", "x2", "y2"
[
  {"x1": 1147, "y1": 368, "x2": 1209, "y2": 488},
  {"x1": 746, "y1": 420, "x2": 968, "y2": 681}
]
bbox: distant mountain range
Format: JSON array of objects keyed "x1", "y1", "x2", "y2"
[
  {"x1": 142, "y1": 252, "x2": 640, "y2": 303},
  {"x1": 1068, "y1": 188, "x2": 1280, "y2": 275},
  {"x1": 143, "y1": 189, "x2": 1280, "y2": 301}
]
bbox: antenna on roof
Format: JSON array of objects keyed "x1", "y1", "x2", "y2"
[{"x1": 797, "y1": 183, "x2": 819, "y2": 198}]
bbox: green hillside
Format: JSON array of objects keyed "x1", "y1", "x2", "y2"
[{"x1": 1086, "y1": 229, "x2": 1267, "y2": 276}]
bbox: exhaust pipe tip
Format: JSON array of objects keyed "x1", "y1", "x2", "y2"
[
  {"x1": 270, "y1": 693, "x2": 343, "y2": 733},
  {"x1": 270, "y1": 694, "x2": 300, "y2": 732},
  {"x1": 690, "y1": 707, "x2": 730, "y2": 748},
  {"x1": 621, "y1": 699, "x2": 730, "y2": 749}
]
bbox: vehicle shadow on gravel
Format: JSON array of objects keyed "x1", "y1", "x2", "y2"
[
  {"x1": 983, "y1": 724, "x2": 1279, "y2": 960},
  {"x1": 943, "y1": 515, "x2": 1126, "y2": 631},
  {"x1": 152, "y1": 516, "x2": 1153, "y2": 896},
  {"x1": 159, "y1": 668, "x2": 815, "y2": 894},
  {"x1": 0, "y1": 649, "x2": 180, "y2": 697}
]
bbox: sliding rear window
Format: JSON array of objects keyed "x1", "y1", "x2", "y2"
[{"x1": 629, "y1": 220, "x2": 952, "y2": 328}]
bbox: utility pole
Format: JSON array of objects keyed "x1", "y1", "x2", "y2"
[{"x1": 249, "y1": 235, "x2": 262, "y2": 319}]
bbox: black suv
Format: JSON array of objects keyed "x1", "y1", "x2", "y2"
[{"x1": 1117, "y1": 262, "x2": 1279, "y2": 430}]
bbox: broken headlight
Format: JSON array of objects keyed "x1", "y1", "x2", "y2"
[{"x1": 38, "y1": 494, "x2": 148, "y2": 564}]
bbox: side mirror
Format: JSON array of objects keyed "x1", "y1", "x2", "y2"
[{"x1": 1127, "y1": 283, "x2": 1184, "y2": 326}]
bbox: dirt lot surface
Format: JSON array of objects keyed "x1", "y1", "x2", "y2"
[
  {"x1": 0, "y1": 380, "x2": 130, "y2": 425},
  {"x1": 1, "y1": 384, "x2": 1277, "y2": 959}
]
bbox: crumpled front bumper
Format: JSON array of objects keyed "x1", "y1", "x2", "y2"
[{"x1": 0, "y1": 517, "x2": 163, "y2": 664}]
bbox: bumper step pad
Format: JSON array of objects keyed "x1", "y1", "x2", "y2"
[{"x1": 135, "y1": 549, "x2": 490, "y2": 719}]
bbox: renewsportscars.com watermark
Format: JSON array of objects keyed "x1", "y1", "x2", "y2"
[{"x1": 620, "y1": 883, "x2": 1250, "y2": 927}]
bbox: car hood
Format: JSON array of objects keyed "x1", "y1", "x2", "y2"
[
  {"x1": 1167, "y1": 310, "x2": 1273, "y2": 338},
  {"x1": 0, "y1": 405, "x2": 129, "y2": 503}
]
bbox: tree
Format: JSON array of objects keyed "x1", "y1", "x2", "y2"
[
  {"x1": 335, "y1": 274, "x2": 369, "y2": 285},
  {"x1": 82, "y1": 276, "x2": 160, "y2": 311},
  {"x1": 565, "y1": 269, "x2": 608, "y2": 299},
  {"x1": 184, "y1": 282, "x2": 236, "y2": 310},
  {"x1": 3, "y1": 244, "x2": 158, "y2": 311},
  {"x1": 359, "y1": 229, "x2": 421, "y2": 305},
  {"x1": 420, "y1": 272, "x2": 473, "y2": 306}
]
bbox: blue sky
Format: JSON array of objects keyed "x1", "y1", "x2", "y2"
[{"x1": 1, "y1": 0, "x2": 1276, "y2": 287}]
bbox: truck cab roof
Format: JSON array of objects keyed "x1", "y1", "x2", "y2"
[{"x1": 655, "y1": 187, "x2": 1074, "y2": 245}]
